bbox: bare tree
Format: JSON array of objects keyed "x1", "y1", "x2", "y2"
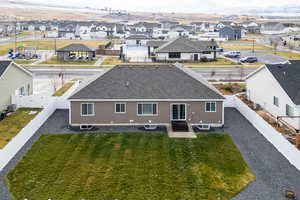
[{"x1": 269, "y1": 38, "x2": 279, "y2": 55}]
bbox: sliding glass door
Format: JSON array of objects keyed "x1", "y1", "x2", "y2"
[{"x1": 171, "y1": 104, "x2": 186, "y2": 120}]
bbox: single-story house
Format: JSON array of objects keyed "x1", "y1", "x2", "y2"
[
  {"x1": 0, "y1": 61, "x2": 33, "y2": 112},
  {"x1": 147, "y1": 37, "x2": 218, "y2": 62},
  {"x1": 246, "y1": 60, "x2": 300, "y2": 130},
  {"x1": 219, "y1": 26, "x2": 242, "y2": 40},
  {"x1": 56, "y1": 44, "x2": 96, "y2": 61},
  {"x1": 68, "y1": 64, "x2": 225, "y2": 128}
]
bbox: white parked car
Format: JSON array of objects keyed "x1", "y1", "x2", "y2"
[{"x1": 224, "y1": 51, "x2": 241, "y2": 58}]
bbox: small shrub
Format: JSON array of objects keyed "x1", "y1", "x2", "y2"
[
  {"x1": 223, "y1": 86, "x2": 232, "y2": 91},
  {"x1": 200, "y1": 56, "x2": 208, "y2": 62}
]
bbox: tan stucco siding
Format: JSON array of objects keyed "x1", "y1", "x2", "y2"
[
  {"x1": 0, "y1": 63, "x2": 33, "y2": 111},
  {"x1": 70, "y1": 101, "x2": 223, "y2": 126}
]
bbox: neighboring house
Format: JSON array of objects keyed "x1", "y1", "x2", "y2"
[
  {"x1": 58, "y1": 23, "x2": 76, "y2": 39},
  {"x1": 68, "y1": 64, "x2": 225, "y2": 127},
  {"x1": 219, "y1": 26, "x2": 242, "y2": 40},
  {"x1": 245, "y1": 22, "x2": 261, "y2": 34},
  {"x1": 0, "y1": 61, "x2": 33, "y2": 112},
  {"x1": 261, "y1": 22, "x2": 285, "y2": 34},
  {"x1": 246, "y1": 60, "x2": 300, "y2": 130},
  {"x1": 148, "y1": 37, "x2": 218, "y2": 62},
  {"x1": 56, "y1": 44, "x2": 96, "y2": 61},
  {"x1": 125, "y1": 34, "x2": 149, "y2": 45}
]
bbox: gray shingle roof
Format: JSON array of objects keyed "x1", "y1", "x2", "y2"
[
  {"x1": 0, "y1": 61, "x2": 12, "y2": 77},
  {"x1": 265, "y1": 60, "x2": 300, "y2": 105},
  {"x1": 126, "y1": 34, "x2": 149, "y2": 40},
  {"x1": 146, "y1": 40, "x2": 167, "y2": 47},
  {"x1": 69, "y1": 65, "x2": 224, "y2": 100},
  {"x1": 56, "y1": 44, "x2": 94, "y2": 52},
  {"x1": 155, "y1": 37, "x2": 217, "y2": 53}
]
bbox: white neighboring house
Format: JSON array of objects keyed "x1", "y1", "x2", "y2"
[
  {"x1": 0, "y1": 61, "x2": 33, "y2": 112},
  {"x1": 149, "y1": 37, "x2": 217, "y2": 62},
  {"x1": 246, "y1": 60, "x2": 300, "y2": 130}
]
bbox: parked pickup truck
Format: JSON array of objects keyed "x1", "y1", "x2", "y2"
[{"x1": 224, "y1": 51, "x2": 241, "y2": 58}]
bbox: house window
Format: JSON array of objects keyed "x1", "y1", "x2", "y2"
[
  {"x1": 273, "y1": 96, "x2": 279, "y2": 107},
  {"x1": 20, "y1": 86, "x2": 25, "y2": 96},
  {"x1": 286, "y1": 104, "x2": 294, "y2": 117},
  {"x1": 168, "y1": 52, "x2": 181, "y2": 59},
  {"x1": 115, "y1": 103, "x2": 126, "y2": 113},
  {"x1": 81, "y1": 103, "x2": 94, "y2": 116},
  {"x1": 137, "y1": 103, "x2": 157, "y2": 115},
  {"x1": 205, "y1": 102, "x2": 216, "y2": 112}
]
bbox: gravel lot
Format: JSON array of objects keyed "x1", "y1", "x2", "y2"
[{"x1": 1, "y1": 108, "x2": 300, "y2": 199}]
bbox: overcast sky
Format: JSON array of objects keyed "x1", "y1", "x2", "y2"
[{"x1": 25, "y1": 0, "x2": 300, "y2": 13}]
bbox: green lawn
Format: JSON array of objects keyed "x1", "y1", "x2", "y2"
[
  {"x1": 53, "y1": 82, "x2": 75, "y2": 96},
  {"x1": 0, "y1": 108, "x2": 42, "y2": 149},
  {"x1": 261, "y1": 51, "x2": 300, "y2": 60},
  {"x1": 102, "y1": 57, "x2": 237, "y2": 66},
  {"x1": 7, "y1": 132, "x2": 255, "y2": 200},
  {"x1": 0, "y1": 40, "x2": 107, "y2": 56},
  {"x1": 41, "y1": 56, "x2": 97, "y2": 65},
  {"x1": 219, "y1": 43, "x2": 272, "y2": 50},
  {"x1": 14, "y1": 59, "x2": 36, "y2": 65}
]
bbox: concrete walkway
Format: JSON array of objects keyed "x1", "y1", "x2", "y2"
[{"x1": 167, "y1": 125, "x2": 197, "y2": 138}]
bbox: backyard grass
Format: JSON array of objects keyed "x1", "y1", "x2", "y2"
[
  {"x1": 52, "y1": 82, "x2": 75, "y2": 96},
  {"x1": 260, "y1": 51, "x2": 300, "y2": 60},
  {"x1": 219, "y1": 43, "x2": 272, "y2": 50},
  {"x1": 7, "y1": 132, "x2": 255, "y2": 200},
  {"x1": 41, "y1": 56, "x2": 97, "y2": 65},
  {"x1": 0, "y1": 40, "x2": 107, "y2": 56},
  {"x1": 0, "y1": 108, "x2": 42, "y2": 149}
]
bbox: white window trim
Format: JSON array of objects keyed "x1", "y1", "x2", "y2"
[
  {"x1": 205, "y1": 102, "x2": 217, "y2": 112},
  {"x1": 170, "y1": 103, "x2": 187, "y2": 121},
  {"x1": 115, "y1": 102, "x2": 126, "y2": 114},
  {"x1": 80, "y1": 103, "x2": 95, "y2": 117},
  {"x1": 137, "y1": 103, "x2": 158, "y2": 116}
]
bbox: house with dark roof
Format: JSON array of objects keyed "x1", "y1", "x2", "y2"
[
  {"x1": 246, "y1": 60, "x2": 300, "y2": 130},
  {"x1": 0, "y1": 61, "x2": 33, "y2": 112},
  {"x1": 219, "y1": 26, "x2": 242, "y2": 40},
  {"x1": 68, "y1": 64, "x2": 225, "y2": 128},
  {"x1": 56, "y1": 44, "x2": 96, "y2": 61},
  {"x1": 147, "y1": 37, "x2": 218, "y2": 62}
]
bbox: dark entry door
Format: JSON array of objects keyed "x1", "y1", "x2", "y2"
[{"x1": 194, "y1": 54, "x2": 199, "y2": 61}]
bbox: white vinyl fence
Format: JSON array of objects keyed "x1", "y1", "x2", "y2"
[
  {"x1": 0, "y1": 81, "x2": 80, "y2": 171},
  {"x1": 225, "y1": 95, "x2": 300, "y2": 171}
]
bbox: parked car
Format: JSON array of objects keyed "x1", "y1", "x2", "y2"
[
  {"x1": 224, "y1": 51, "x2": 241, "y2": 58},
  {"x1": 216, "y1": 47, "x2": 224, "y2": 52},
  {"x1": 239, "y1": 56, "x2": 258, "y2": 63}
]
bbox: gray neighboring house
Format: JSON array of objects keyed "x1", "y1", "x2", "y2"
[
  {"x1": 147, "y1": 37, "x2": 218, "y2": 62},
  {"x1": 68, "y1": 65, "x2": 225, "y2": 127},
  {"x1": 0, "y1": 61, "x2": 33, "y2": 112},
  {"x1": 219, "y1": 26, "x2": 242, "y2": 40}
]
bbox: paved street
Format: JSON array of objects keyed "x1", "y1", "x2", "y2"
[{"x1": 224, "y1": 50, "x2": 287, "y2": 64}]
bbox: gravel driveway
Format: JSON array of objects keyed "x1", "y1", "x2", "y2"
[{"x1": 1, "y1": 108, "x2": 300, "y2": 199}]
